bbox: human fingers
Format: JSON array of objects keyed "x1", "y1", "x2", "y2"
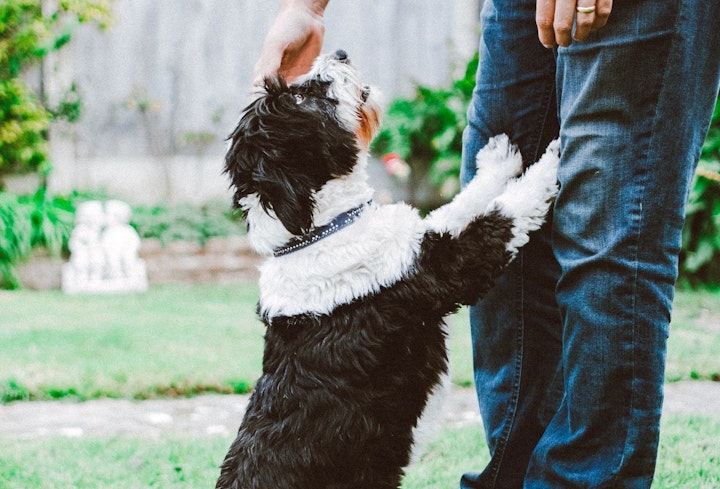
[
  {"x1": 591, "y1": 0, "x2": 612, "y2": 31},
  {"x1": 253, "y1": 48, "x2": 282, "y2": 89},
  {"x1": 536, "y1": 0, "x2": 558, "y2": 48},
  {"x1": 573, "y1": 1, "x2": 597, "y2": 42},
  {"x1": 537, "y1": 0, "x2": 613, "y2": 48},
  {"x1": 276, "y1": 25, "x2": 324, "y2": 82},
  {"x1": 575, "y1": 0, "x2": 613, "y2": 41},
  {"x1": 553, "y1": 0, "x2": 578, "y2": 47},
  {"x1": 537, "y1": 0, "x2": 580, "y2": 48},
  {"x1": 573, "y1": 0, "x2": 613, "y2": 41},
  {"x1": 252, "y1": 6, "x2": 325, "y2": 86}
]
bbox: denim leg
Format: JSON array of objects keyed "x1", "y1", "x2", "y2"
[
  {"x1": 525, "y1": 1, "x2": 720, "y2": 488},
  {"x1": 460, "y1": 1, "x2": 561, "y2": 488}
]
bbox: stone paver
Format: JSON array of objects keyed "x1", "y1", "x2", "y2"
[{"x1": 1, "y1": 381, "x2": 718, "y2": 439}]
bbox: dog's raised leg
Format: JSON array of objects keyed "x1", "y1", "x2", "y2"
[
  {"x1": 425, "y1": 134, "x2": 522, "y2": 237},
  {"x1": 488, "y1": 139, "x2": 560, "y2": 256}
]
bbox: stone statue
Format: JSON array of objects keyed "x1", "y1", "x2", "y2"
[{"x1": 62, "y1": 200, "x2": 148, "y2": 294}]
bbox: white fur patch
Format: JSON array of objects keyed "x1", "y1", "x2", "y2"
[
  {"x1": 259, "y1": 202, "x2": 426, "y2": 318},
  {"x1": 294, "y1": 53, "x2": 369, "y2": 134},
  {"x1": 425, "y1": 134, "x2": 522, "y2": 237},
  {"x1": 239, "y1": 194, "x2": 294, "y2": 257},
  {"x1": 490, "y1": 139, "x2": 560, "y2": 255}
]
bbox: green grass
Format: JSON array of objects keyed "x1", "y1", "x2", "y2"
[
  {"x1": 0, "y1": 284, "x2": 476, "y2": 402},
  {"x1": 0, "y1": 436, "x2": 230, "y2": 488},
  {"x1": 666, "y1": 290, "x2": 720, "y2": 381},
  {"x1": 0, "y1": 416, "x2": 717, "y2": 488},
  {"x1": 654, "y1": 415, "x2": 720, "y2": 489},
  {"x1": 0, "y1": 285, "x2": 718, "y2": 488},
  {"x1": 0, "y1": 284, "x2": 265, "y2": 402}
]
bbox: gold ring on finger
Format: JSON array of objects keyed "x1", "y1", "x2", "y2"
[{"x1": 576, "y1": 5, "x2": 596, "y2": 14}]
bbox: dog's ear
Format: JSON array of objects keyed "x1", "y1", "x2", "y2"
[{"x1": 224, "y1": 75, "x2": 359, "y2": 236}]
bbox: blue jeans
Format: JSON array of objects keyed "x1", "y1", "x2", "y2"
[{"x1": 460, "y1": 1, "x2": 720, "y2": 488}]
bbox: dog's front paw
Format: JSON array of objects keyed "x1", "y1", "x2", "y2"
[
  {"x1": 475, "y1": 134, "x2": 523, "y2": 181},
  {"x1": 528, "y1": 138, "x2": 560, "y2": 189},
  {"x1": 545, "y1": 138, "x2": 560, "y2": 159},
  {"x1": 488, "y1": 139, "x2": 560, "y2": 255},
  {"x1": 424, "y1": 135, "x2": 529, "y2": 238}
]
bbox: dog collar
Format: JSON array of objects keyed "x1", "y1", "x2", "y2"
[{"x1": 273, "y1": 201, "x2": 372, "y2": 257}]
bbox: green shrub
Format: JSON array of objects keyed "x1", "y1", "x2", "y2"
[
  {"x1": 0, "y1": 189, "x2": 74, "y2": 288},
  {"x1": 130, "y1": 200, "x2": 246, "y2": 246},
  {"x1": 19, "y1": 188, "x2": 75, "y2": 255},
  {"x1": 0, "y1": 0, "x2": 112, "y2": 185},
  {"x1": 681, "y1": 161, "x2": 720, "y2": 286},
  {"x1": 680, "y1": 98, "x2": 720, "y2": 287},
  {"x1": 0, "y1": 79, "x2": 50, "y2": 178},
  {"x1": 0, "y1": 192, "x2": 32, "y2": 288},
  {"x1": 371, "y1": 55, "x2": 478, "y2": 212}
]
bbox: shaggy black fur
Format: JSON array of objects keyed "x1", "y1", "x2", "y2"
[
  {"x1": 225, "y1": 75, "x2": 359, "y2": 235},
  {"x1": 216, "y1": 212, "x2": 514, "y2": 489}
]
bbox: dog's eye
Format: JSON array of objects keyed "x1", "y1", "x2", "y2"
[
  {"x1": 361, "y1": 87, "x2": 370, "y2": 102},
  {"x1": 294, "y1": 94, "x2": 305, "y2": 104}
]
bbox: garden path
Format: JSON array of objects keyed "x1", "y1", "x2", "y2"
[{"x1": 1, "y1": 381, "x2": 718, "y2": 439}]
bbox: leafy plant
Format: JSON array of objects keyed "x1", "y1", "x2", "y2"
[
  {"x1": 0, "y1": 0, "x2": 112, "y2": 186},
  {"x1": 0, "y1": 79, "x2": 50, "y2": 179},
  {"x1": 21, "y1": 188, "x2": 75, "y2": 254},
  {"x1": 0, "y1": 189, "x2": 75, "y2": 288},
  {"x1": 130, "y1": 201, "x2": 246, "y2": 246},
  {"x1": 680, "y1": 98, "x2": 720, "y2": 287},
  {"x1": 372, "y1": 55, "x2": 478, "y2": 212},
  {"x1": 0, "y1": 192, "x2": 33, "y2": 288}
]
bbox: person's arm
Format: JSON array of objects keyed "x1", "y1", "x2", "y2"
[
  {"x1": 536, "y1": 0, "x2": 612, "y2": 48},
  {"x1": 253, "y1": 0, "x2": 330, "y2": 85}
]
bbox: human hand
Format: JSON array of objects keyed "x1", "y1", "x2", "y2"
[
  {"x1": 536, "y1": 0, "x2": 613, "y2": 48},
  {"x1": 253, "y1": 3, "x2": 326, "y2": 86}
]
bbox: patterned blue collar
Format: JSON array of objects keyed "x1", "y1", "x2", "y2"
[{"x1": 273, "y1": 201, "x2": 372, "y2": 257}]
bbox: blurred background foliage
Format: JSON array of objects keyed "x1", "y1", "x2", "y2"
[
  {"x1": 1, "y1": 5, "x2": 719, "y2": 288},
  {"x1": 0, "y1": 0, "x2": 112, "y2": 184},
  {"x1": 681, "y1": 101, "x2": 720, "y2": 287}
]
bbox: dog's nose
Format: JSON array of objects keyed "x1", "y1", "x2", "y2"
[{"x1": 332, "y1": 49, "x2": 349, "y2": 62}]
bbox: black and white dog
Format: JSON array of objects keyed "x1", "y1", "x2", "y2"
[{"x1": 216, "y1": 50, "x2": 559, "y2": 489}]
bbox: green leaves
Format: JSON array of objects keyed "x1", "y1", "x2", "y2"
[
  {"x1": 0, "y1": 191, "x2": 33, "y2": 288},
  {"x1": 371, "y1": 55, "x2": 479, "y2": 210},
  {"x1": 130, "y1": 201, "x2": 246, "y2": 246},
  {"x1": 0, "y1": 189, "x2": 75, "y2": 288},
  {"x1": 0, "y1": 0, "x2": 112, "y2": 182},
  {"x1": 681, "y1": 157, "x2": 720, "y2": 286},
  {"x1": 0, "y1": 79, "x2": 50, "y2": 177}
]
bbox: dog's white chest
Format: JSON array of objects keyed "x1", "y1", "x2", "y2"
[{"x1": 258, "y1": 204, "x2": 426, "y2": 318}]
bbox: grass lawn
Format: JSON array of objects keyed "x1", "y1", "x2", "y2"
[
  {"x1": 0, "y1": 285, "x2": 265, "y2": 402},
  {"x1": 665, "y1": 290, "x2": 720, "y2": 382},
  {"x1": 1, "y1": 284, "x2": 719, "y2": 488},
  {"x1": 0, "y1": 416, "x2": 717, "y2": 488}
]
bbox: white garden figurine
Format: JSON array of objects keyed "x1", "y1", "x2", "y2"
[{"x1": 62, "y1": 200, "x2": 148, "y2": 294}]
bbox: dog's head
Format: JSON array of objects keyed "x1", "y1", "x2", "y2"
[{"x1": 225, "y1": 50, "x2": 381, "y2": 238}]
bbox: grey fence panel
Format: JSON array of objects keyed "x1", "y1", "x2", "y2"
[{"x1": 42, "y1": 0, "x2": 480, "y2": 203}]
